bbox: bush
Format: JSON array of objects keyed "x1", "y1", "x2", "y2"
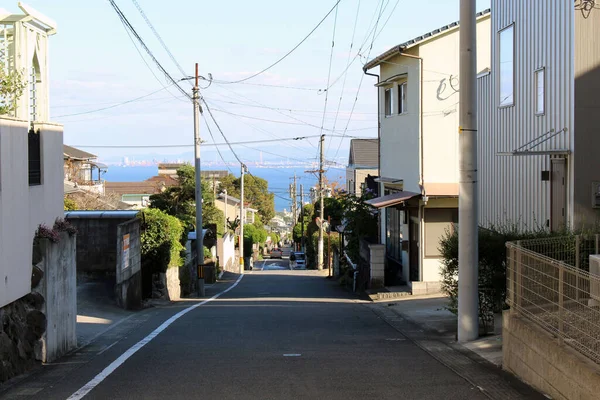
[
  {"x1": 140, "y1": 208, "x2": 185, "y2": 274},
  {"x1": 439, "y1": 224, "x2": 571, "y2": 332}
]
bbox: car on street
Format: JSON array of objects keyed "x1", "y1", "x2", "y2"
[
  {"x1": 290, "y1": 252, "x2": 306, "y2": 269},
  {"x1": 270, "y1": 248, "x2": 283, "y2": 259}
]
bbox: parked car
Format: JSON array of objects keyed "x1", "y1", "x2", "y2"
[
  {"x1": 292, "y1": 252, "x2": 306, "y2": 269},
  {"x1": 270, "y1": 248, "x2": 283, "y2": 259}
]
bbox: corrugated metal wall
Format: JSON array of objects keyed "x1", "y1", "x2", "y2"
[{"x1": 478, "y1": 0, "x2": 574, "y2": 230}]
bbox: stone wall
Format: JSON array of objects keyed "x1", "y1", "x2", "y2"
[
  {"x1": 115, "y1": 219, "x2": 142, "y2": 310},
  {"x1": 503, "y1": 311, "x2": 600, "y2": 400}
]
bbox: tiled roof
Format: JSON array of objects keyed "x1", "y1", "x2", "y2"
[
  {"x1": 349, "y1": 139, "x2": 379, "y2": 168},
  {"x1": 64, "y1": 145, "x2": 97, "y2": 160}
]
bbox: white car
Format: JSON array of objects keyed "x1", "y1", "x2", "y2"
[{"x1": 290, "y1": 252, "x2": 306, "y2": 269}]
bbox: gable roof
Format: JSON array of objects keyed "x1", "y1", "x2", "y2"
[
  {"x1": 64, "y1": 145, "x2": 97, "y2": 161},
  {"x1": 348, "y1": 139, "x2": 379, "y2": 168},
  {"x1": 364, "y1": 9, "x2": 491, "y2": 71}
]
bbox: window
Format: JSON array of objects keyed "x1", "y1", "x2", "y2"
[
  {"x1": 424, "y1": 208, "x2": 458, "y2": 257},
  {"x1": 384, "y1": 88, "x2": 392, "y2": 116},
  {"x1": 499, "y1": 25, "x2": 514, "y2": 106},
  {"x1": 535, "y1": 68, "x2": 545, "y2": 115},
  {"x1": 398, "y1": 82, "x2": 407, "y2": 114},
  {"x1": 28, "y1": 128, "x2": 41, "y2": 186},
  {"x1": 386, "y1": 207, "x2": 403, "y2": 261}
]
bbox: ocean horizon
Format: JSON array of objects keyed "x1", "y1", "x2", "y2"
[{"x1": 102, "y1": 166, "x2": 345, "y2": 212}]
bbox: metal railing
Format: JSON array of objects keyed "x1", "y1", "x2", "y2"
[{"x1": 507, "y1": 236, "x2": 600, "y2": 365}]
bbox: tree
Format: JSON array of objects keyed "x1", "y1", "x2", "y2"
[
  {"x1": 0, "y1": 63, "x2": 26, "y2": 116},
  {"x1": 218, "y1": 173, "x2": 275, "y2": 223},
  {"x1": 149, "y1": 165, "x2": 219, "y2": 232}
]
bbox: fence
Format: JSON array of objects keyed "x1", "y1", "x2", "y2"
[{"x1": 506, "y1": 236, "x2": 600, "y2": 365}]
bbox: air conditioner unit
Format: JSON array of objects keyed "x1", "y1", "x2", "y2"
[{"x1": 589, "y1": 255, "x2": 600, "y2": 307}]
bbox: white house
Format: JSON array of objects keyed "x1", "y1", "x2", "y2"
[
  {"x1": 215, "y1": 193, "x2": 257, "y2": 226},
  {"x1": 362, "y1": 10, "x2": 491, "y2": 293},
  {"x1": 346, "y1": 138, "x2": 378, "y2": 196},
  {"x1": 0, "y1": 4, "x2": 63, "y2": 308},
  {"x1": 478, "y1": 0, "x2": 600, "y2": 232}
]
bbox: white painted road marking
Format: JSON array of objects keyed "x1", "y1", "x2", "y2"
[
  {"x1": 283, "y1": 354, "x2": 301, "y2": 357},
  {"x1": 66, "y1": 274, "x2": 244, "y2": 400}
]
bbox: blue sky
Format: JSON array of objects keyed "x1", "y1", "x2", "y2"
[{"x1": 17, "y1": 0, "x2": 490, "y2": 165}]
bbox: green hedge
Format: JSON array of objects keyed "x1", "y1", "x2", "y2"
[{"x1": 140, "y1": 208, "x2": 185, "y2": 274}]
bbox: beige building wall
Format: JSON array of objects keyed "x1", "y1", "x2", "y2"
[
  {"x1": 346, "y1": 168, "x2": 377, "y2": 195},
  {"x1": 0, "y1": 118, "x2": 64, "y2": 308}
]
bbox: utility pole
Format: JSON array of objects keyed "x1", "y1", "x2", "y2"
[
  {"x1": 300, "y1": 184, "x2": 304, "y2": 253},
  {"x1": 458, "y1": 0, "x2": 479, "y2": 342},
  {"x1": 223, "y1": 189, "x2": 228, "y2": 235},
  {"x1": 239, "y1": 163, "x2": 246, "y2": 274},
  {"x1": 318, "y1": 134, "x2": 325, "y2": 270},
  {"x1": 193, "y1": 63, "x2": 205, "y2": 297},
  {"x1": 327, "y1": 215, "x2": 331, "y2": 277},
  {"x1": 293, "y1": 173, "x2": 297, "y2": 227}
]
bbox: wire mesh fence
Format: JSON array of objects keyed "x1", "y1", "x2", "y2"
[{"x1": 507, "y1": 236, "x2": 600, "y2": 365}]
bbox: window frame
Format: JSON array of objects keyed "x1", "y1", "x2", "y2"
[
  {"x1": 384, "y1": 87, "x2": 392, "y2": 117},
  {"x1": 498, "y1": 24, "x2": 515, "y2": 108},
  {"x1": 28, "y1": 128, "x2": 42, "y2": 186},
  {"x1": 398, "y1": 81, "x2": 407, "y2": 115},
  {"x1": 535, "y1": 67, "x2": 545, "y2": 116}
]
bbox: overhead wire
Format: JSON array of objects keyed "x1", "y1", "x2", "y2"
[{"x1": 216, "y1": 0, "x2": 342, "y2": 84}]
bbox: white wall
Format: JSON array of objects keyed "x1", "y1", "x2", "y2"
[
  {"x1": 0, "y1": 118, "x2": 64, "y2": 308},
  {"x1": 218, "y1": 233, "x2": 235, "y2": 272}
]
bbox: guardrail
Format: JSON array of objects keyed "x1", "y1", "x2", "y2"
[{"x1": 506, "y1": 237, "x2": 600, "y2": 365}]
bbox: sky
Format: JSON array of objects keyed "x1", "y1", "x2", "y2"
[{"x1": 15, "y1": 0, "x2": 491, "y2": 167}]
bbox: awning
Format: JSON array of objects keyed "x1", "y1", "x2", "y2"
[
  {"x1": 89, "y1": 161, "x2": 108, "y2": 169},
  {"x1": 364, "y1": 191, "x2": 420, "y2": 209},
  {"x1": 423, "y1": 182, "x2": 459, "y2": 197}
]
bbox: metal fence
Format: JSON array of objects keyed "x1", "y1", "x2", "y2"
[{"x1": 506, "y1": 236, "x2": 600, "y2": 365}]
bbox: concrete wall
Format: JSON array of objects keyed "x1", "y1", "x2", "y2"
[
  {"x1": 346, "y1": 168, "x2": 378, "y2": 196},
  {"x1": 67, "y1": 218, "x2": 123, "y2": 275},
  {"x1": 369, "y1": 244, "x2": 385, "y2": 288},
  {"x1": 503, "y1": 311, "x2": 600, "y2": 400},
  {"x1": 0, "y1": 117, "x2": 64, "y2": 308},
  {"x1": 38, "y1": 233, "x2": 77, "y2": 363},
  {"x1": 218, "y1": 233, "x2": 235, "y2": 272},
  {"x1": 115, "y1": 219, "x2": 142, "y2": 310}
]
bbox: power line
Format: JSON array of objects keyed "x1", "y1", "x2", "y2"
[
  {"x1": 318, "y1": 3, "x2": 339, "y2": 154},
  {"x1": 107, "y1": 0, "x2": 190, "y2": 100},
  {"x1": 216, "y1": 0, "x2": 342, "y2": 84},
  {"x1": 202, "y1": 116, "x2": 234, "y2": 174},
  {"x1": 53, "y1": 85, "x2": 174, "y2": 118},
  {"x1": 205, "y1": 79, "x2": 321, "y2": 92}
]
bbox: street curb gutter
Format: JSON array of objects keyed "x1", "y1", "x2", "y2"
[{"x1": 368, "y1": 305, "x2": 546, "y2": 400}]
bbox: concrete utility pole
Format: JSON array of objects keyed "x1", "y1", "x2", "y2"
[
  {"x1": 193, "y1": 63, "x2": 205, "y2": 297},
  {"x1": 327, "y1": 215, "x2": 331, "y2": 277},
  {"x1": 300, "y1": 184, "x2": 304, "y2": 253},
  {"x1": 239, "y1": 163, "x2": 246, "y2": 274},
  {"x1": 318, "y1": 134, "x2": 325, "y2": 270},
  {"x1": 458, "y1": 0, "x2": 479, "y2": 342},
  {"x1": 223, "y1": 189, "x2": 228, "y2": 235}
]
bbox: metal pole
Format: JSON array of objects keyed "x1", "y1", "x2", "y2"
[
  {"x1": 224, "y1": 189, "x2": 228, "y2": 235},
  {"x1": 458, "y1": 0, "x2": 479, "y2": 342},
  {"x1": 239, "y1": 163, "x2": 245, "y2": 274},
  {"x1": 193, "y1": 63, "x2": 205, "y2": 297},
  {"x1": 318, "y1": 134, "x2": 325, "y2": 270},
  {"x1": 328, "y1": 215, "x2": 332, "y2": 277},
  {"x1": 300, "y1": 184, "x2": 304, "y2": 253}
]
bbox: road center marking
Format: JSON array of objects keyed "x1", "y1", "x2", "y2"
[
  {"x1": 283, "y1": 354, "x2": 301, "y2": 357},
  {"x1": 67, "y1": 274, "x2": 244, "y2": 400}
]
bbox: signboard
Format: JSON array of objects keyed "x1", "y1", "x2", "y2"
[{"x1": 122, "y1": 234, "x2": 130, "y2": 269}]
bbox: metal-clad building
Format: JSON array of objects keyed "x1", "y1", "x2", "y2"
[{"x1": 478, "y1": 0, "x2": 600, "y2": 231}]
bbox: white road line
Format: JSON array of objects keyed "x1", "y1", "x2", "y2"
[
  {"x1": 283, "y1": 354, "x2": 301, "y2": 357},
  {"x1": 66, "y1": 274, "x2": 244, "y2": 400},
  {"x1": 97, "y1": 340, "x2": 119, "y2": 355}
]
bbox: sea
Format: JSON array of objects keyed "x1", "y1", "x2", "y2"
[{"x1": 103, "y1": 165, "x2": 345, "y2": 212}]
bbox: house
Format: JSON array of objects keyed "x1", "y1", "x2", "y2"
[
  {"x1": 63, "y1": 145, "x2": 107, "y2": 194},
  {"x1": 105, "y1": 174, "x2": 177, "y2": 208},
  {"x1": 478, "y1": 0, "x2": 600, "y2": 231},
  {"x1": 215, "y1": 193, "x2": 257, "y2": 225},
  {"x1": 346, "y1": 138, "x2": 379, "y2": 196},
  {"x1": 0, "y1": 3, "x2": 64, "y2": 309},
  {"x1": 362, "y1": 11, "x2": 491, "y2": 293}
]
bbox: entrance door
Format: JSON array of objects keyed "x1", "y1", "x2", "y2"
[
  {"x1": 551, "y1": 158, "x2": 567, "y2": 231},
  {"x1": 409, "y1": 211, "x2": 420, "y2": 282}
]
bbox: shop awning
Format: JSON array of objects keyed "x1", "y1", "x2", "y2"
[{"x1": 364, "y1": 191, "x2": 420, "y2": 209}]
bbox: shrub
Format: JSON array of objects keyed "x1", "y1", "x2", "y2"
[
  {"x1": 35, "y1": 224, "x2": 60, "y2": 243},
  {"x1": 53, "y1": 218, "x2": 77, "y2": 236},
  {"x1": 140, "y1": 208, "x2": 185, "y2": 274},
  {"x1": 439, "y1": 223, "x2": 572, "y2": 332}
]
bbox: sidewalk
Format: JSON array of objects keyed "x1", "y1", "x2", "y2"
[{"x1": 370, "y1": 295, "x2": 546, "y2": 400}]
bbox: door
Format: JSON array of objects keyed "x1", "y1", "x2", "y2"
[
  {"x1": 551, "y1": 158, "x2": 567, "y2": 231},
  {"x1": 409, "y1": 211, "x2": 420, "y2": 282}
]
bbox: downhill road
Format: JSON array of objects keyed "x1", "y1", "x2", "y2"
[{"x1": 2, "y1": 267, "x2": 518, "y2": 400}]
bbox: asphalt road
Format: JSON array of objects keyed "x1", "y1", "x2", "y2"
[{"x1": 2, "y1": 267, "x2": 490, "y2": 400}]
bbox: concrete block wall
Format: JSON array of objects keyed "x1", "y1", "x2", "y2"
[
  {"x1": 67, "y1": 218, "x2": 122, "y2": 275},
  {"x1": 115, "y1": 219, "x2": 142, "y2": 310},
  {"x1": 369, "y1": 244, "x2": 385, "y2": 288},
  {"x1": 38, "y1": 233, "x2": 77, "y2": 363},
  {"x1": 503, "y1": 311, "x2": 600, "y2": 400},
  {"x1": 217, "y1": 233, "x2": 235, "y2": 272}
]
